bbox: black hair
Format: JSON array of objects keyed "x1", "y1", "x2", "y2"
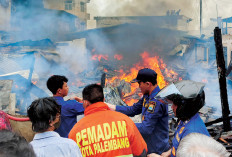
[
  {"x1": 82, "y1": 84, "x2": 104, "y2": 104},
  {"x1": 27, "y1": 97, "x2": 61, "y2": 132},
  {"x1": 167, "y1": 91, "x2": 205, "y2": 121},
  {"x1": 0, "y1": 130, "x2": 36, "y2": 157},
  {"x1": 46, "y1": 75, "x2": 68, "y2": 94}
]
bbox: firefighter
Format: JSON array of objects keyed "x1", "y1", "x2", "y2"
[
  {"x1": 107, "y1": 68, "x2": 170, "y2": 154},
  {"x1": 69, "y1": 84, "x2": 147, "y2": 157},
  {"x1": 149, "y1": 80, "x2": 210, "y2": 157}
]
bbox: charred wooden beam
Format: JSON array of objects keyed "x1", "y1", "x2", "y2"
[
  {"x1": 101, "y1": 73, "x2": 106, "y2": 88},
  {"x1": 214, "y1": 27, "x2": 231, "y2": 131},
  {"x1": 205, "y1": 116, "x2": 232, "y2": 127}
]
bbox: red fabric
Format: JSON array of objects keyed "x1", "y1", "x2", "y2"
[
  {"x1": 0, "y1": 110, "x2": 12, "y2": 130},
  {"x1": 69, "y1": 102, "x2": 147, "y2": 157}
]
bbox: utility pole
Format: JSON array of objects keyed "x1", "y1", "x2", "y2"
[
  {"x1": 200, "y1": 0, "x2": 202, "y2": 35},
  {"x1": 214, "y1": 27, "x2": 231, "y2": 132}
]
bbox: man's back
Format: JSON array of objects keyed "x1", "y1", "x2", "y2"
[
  {"x1": 69, "y1": 102, "x2": 147, "y2": 157},
  {"x1": 30, "y1": 131, "x2": 82, "y2": 157},
  {"x1": 54, "y1": 96, "x2": 84, "y2": 137}
]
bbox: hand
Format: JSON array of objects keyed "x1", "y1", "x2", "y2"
[
  {"x1": 147, "y1": 153, "x2": 161, "y2": 157},
  {"x1": 105, "y1": 102, "x2": 116, "y2": 111},
  {"x1": 161, "y1": 149, "x2": 171, "y2": 157},
  {"x1": 72, "y1": 96, "x2": 83, "y2": 103}
]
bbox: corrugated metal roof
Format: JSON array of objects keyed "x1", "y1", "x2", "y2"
[{"x1": 0, "y1": 57, "x2": 23, "y2": 74}]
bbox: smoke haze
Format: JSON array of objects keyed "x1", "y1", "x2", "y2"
[{"x1": 88, "y1": 0, "x2": 232, "y2": 30}]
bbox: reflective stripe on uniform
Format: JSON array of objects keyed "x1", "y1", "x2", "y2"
[{"x1": 116, "y1": 154, "x2": 133, "y2": 157}]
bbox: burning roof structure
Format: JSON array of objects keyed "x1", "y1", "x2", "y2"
[
  {"x1": 60, "y1": 23, "x2": 187, "y2": 107},
  {"x1": 65, "y1": 23, "x2": 186, "y2": 67}
]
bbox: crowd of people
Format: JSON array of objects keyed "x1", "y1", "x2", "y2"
[{"x1": 0, "y1": 68, "x2": 230, "y2": 157}]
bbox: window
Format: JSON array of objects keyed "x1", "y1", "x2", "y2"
[
  {"x1": 80, "y1": 2, "x2": 85, "y2": 12},
  {"x1": 65, "y1": 0, "x2": 73, "y2": 10}
]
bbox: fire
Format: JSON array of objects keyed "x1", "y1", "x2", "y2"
[
  {"x1": 202, "y1": 79, "x2": 208, "y2": 83},
  {"x1": 106, "y1": 51, "x2": 181, "y2": 106},
  {"x1": 114, "y1": 54, "x2": 123, "y2": 60},
  {"x1": 31, "y1": 81, "x2": 37, "y2": 85},
  {"x1": 91, "y1": 54, "x2": 108, "y2": 61}
]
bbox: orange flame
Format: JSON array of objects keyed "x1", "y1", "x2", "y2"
[
  {"x1": 91, "y1": 54, "x2": 109, "y2": 61},
  {"x1": 32, "y1": 81, "x2": 37, "y2": 85},
  {"x1": 202, "y1": 79, "x2": 208, "y2": 83},
  {"x1": 106, "y1": 51, "x2": 181, "y2": 106},
  {"x1": 114, "y1": 54, "x2": 123, "y2": 60}
]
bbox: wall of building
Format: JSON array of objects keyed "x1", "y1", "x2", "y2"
[
  {"x1": 43, "y1": 0, "x2": 90, "y2": 31},
  {"x1": 0, "y1": 1, "x2": 11, "y2": 31},
  {"x1": 94, "y1": 15, "x2": 190, "y2": 32},
  {"x1": 94, "y1": 17, "x2": 138, "y2": 28}
]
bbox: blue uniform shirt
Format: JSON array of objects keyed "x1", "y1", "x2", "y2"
[
  {"x1": 54, "y1": 96, "x2": 84, "y2": 138},
  {"x1": 116, "y1": 86, "x2": 170, "y2": 154},
  {"x1": 171, "y1": 113, "x2": 210, "y2": 157}
]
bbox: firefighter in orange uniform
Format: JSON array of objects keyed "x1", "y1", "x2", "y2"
[{"x1": 69, "y1": 84, "x2": 147, "y2": 157}]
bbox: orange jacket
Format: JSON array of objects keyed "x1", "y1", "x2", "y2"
[{"x1": 69, "y1": 102, "x2": 147, "y2": 157}]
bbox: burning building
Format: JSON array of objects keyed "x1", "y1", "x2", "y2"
[
  {"x1": 62, "y1": 21, "x2": 186, "y2": 107},
  {"x1": 0, "y1": 0, "x2": 231, "y2": 123}
]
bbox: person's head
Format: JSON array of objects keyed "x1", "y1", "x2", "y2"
[
  {"x1": 82, "y1": 84, "x2": 104, "y2": 109},
  {"x1": 27, "y1": 97, "x2": 61, "y2": 133},
  {"x1": 155, "y1": 80, "x2": 205, "y2": 121},
  {"x1": 131, "y1": 68, "x2": 157, "y2": 95},
  {"x1": 176, "y1": 133, "x2": 230, "y2": 157},
  {"x1": 0, "y1": 129, "x2": 36, "y2": 157},
  {"x1": 47, "y1": 75, "x2": 69, "y2": 97}
]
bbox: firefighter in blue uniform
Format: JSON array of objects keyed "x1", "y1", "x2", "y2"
[
  {"x1": 150, "y1": 80, "x2": 210, "y2": 157},
  {"x1": 107, "y1": 68, "x2": 170, "y2": 154}
]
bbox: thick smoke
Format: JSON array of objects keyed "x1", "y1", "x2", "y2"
[
  {"x1": 0, "y1": 0, "x2": 95, "y2": 114},
  {"x1": 87, "y1": 0, "x2": 232, "y2": 118},
  {"x1": 88, "y1": 0, "x2": 232, "y2": 30},
  {"x1": 89, "y1": 0, "x2": 194, "y2": 16},
  {"x1": 185, "y1": 49, "x2": 232, "y2": 118}
]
